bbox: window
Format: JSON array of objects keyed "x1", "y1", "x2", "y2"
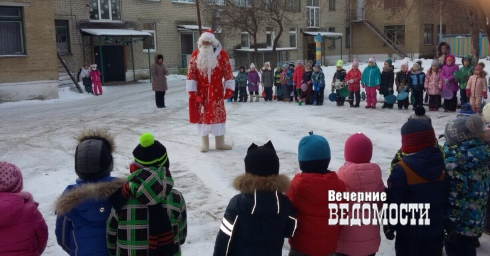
[
  {"x1": 384, "y1": 25, "x2": 405, "y2": 45},
  {"x1": 286, "y1": 0, "x2": 301, "y2": 12},
  {"x1": 235, "y1": 0, "x2": 251, "y2": 7},
  {"x1": 55, "y1": 20, "x2": 70, "y2": 54},
  {"x1": 266, "y1": 27, "x2": 274, "y2": 47},
  {"x1": 172, "y1": 0, "x2": 195, "y2": 3},
  {"x1": 346, "y1": 27, "x2": 350, "y2": 47},
  {"x1": 424, "y1": 24, "x2": 433, "y2": 45},
  {"x1": 241, "y1": 31, "x2": 250, "y2": 48},
  {"x1": 384, "y1": 0, "x2": 401, "y2": 8},
  {"x1": 437, "y1": 24, "x2": 446, "y2": 36},
  {"x1": 142, "y1": 23, "x2": 156, "y2": 51},
  {"x1": 289, "y1": 27, "x2": 297, "y2": 47},
  {"x1": 306, "y1": 0, "x2": 319, "y2": 28},
  {"x1": 208, "y1": 0, "x2": 224, "y2": 5},
  {"x1": 89, "y1": 0, "x2": 121, "y2": 21},
  {"x1": 328, "y1": 27, "x2": 336, "y2": 48},
  {"x1": 0, "y1": 6, "x2": 25, "y2": 55},
  {"x1": 329, "y1": 0, "x2": 335, "y2": 10}
]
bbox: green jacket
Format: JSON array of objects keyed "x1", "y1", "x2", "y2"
[
  {"x1": 457, "y1": 65, "x2": 474, "y2": 89},
  {"x1": 235, "y1": 72, "x2": 248, "y2": 87}
]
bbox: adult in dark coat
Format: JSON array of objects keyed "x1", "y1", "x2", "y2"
[
  {"x1": 213, "y1": 141, "x2": 297, "y2": 256},
  {"x1": 151, "y1": 54, "x2": 168, "y2": 108},
  {"x1": 386, "y1": 120, "x2": 447, "y2": 256},
  {"x1": 381, "y1": 59, "x2": 395, "y2": 109}
]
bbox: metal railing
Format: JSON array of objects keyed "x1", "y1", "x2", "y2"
[{"x1": 56, "y1": 30, "x2": 83, "y2": 92}]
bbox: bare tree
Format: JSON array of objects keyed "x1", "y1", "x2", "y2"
[{"x1": 259, "y1": 0, "x2": 291, "y2": 68}]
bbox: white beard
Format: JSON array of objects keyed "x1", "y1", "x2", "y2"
[{"x1": 196, "y1": 45, "x2": 218, "y2": 77}]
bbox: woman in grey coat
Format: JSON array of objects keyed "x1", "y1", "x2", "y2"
[
  {"x1": 261, "y1": 61, "x2": 275, "y2": 101},
  {"x1": 151, "y1": 54, "x2": 168, "y2": 108}
]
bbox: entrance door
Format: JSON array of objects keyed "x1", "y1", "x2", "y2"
[
  {"x1": 94, "y1": 45, "x2": 125, "y2": 82},
  {"x1": 307, "y1": 42, "x2": 316, "y2": 63},
  {"x1": 357, "y1": 0, "x2": 364, "y2": 20}
]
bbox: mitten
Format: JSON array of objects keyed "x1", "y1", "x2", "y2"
[
  {"x1": 444, "y1": 79, "x2": 449, "y2": 85},
  {"x1": 347, "y1": 79, "x2": 355, "y2": 84},
  {"x1": 224, "y1": 89, "x2": 234, "y2": 99},
  {"x1": 383, "y1": 225, "x2": 395, "y2": 241},
  {"x1": 466, "y1": 89, "x2": 471, "y2": 97},
  {"x1": 484, "y1": 91, "x2": 488, "y2": 99},
  {"x1": 376, "y1": 85, "x2": 380, "y2": 90}
]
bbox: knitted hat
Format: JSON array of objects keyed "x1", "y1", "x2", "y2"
[
  {"x1": 408, "y1": 106, "x2": 432, "y2": 124},
  {"x1": 250, "y1": 63, "x2": 256, "y2": 69},
  {"x1": 298, "y1": 132, "x2": 331, "y2": 172},
  {"x1": 296, "y1": 60, "x2": 304, "y2": 65},
  {"x1": 482, "y1": 103, "x2": 490, "y2": 123},
  {"x1": 289, "y1": 62, "x2": 295, "y2": 68},
  {"x1": 401, "y1": 60, "x2": 408, "y2": 69},
  {"x1": 305, "y1": 62, "x2": 312, "y2": 69},
  {"x1": 444, "y1": 114, "x2": 485, "y2": 146},
  {"x1": 385, "y1": 58, "x2": 393, "y2": 66},
  {"x1": 401, "y1": 119, "x2": 436, "y2": 153},
  {"x1": 314, "y1": 63, "x2": 321, "y2": 69},
  {"x1": 431, "y1": 59, "x2": 439, "y2": 67},
  {"x1": 133, "y1": 133, "x2": 169, "y2": 169},
  {"x1": 244, "y1": 141, "x2": 279, "y2": 176},
  {"x1": 413, "y1": 60, "x2": 423, "y2": 70},
  {"x1": 445, "y1": 54, "x2": 455, "y2": 63},
  {"x1": 264, "y1": 61, "x2": 271, "y2": 67},
  {"x1": 337, "y1": 60, "x2": 344, "y2": 67},
  {"x1": 75, "y1": 129, "x2": 115, "y2": 181},
  {"x1": 368, "y1": 56, "x2": 376, "y2": 63},
  {"x1": 277, "y1": 62, "x2": 282, "y2": 67},
  {"x1": 283, "y1": 63, "x2": 288, "y2": 69},
  {"x1": 344, "y1": 133, "x2": 373, "y2": 164},
  {"x1": 475, "y1": 62, "x2": 485, "y2": 73},
  {"x1": 0, "y1": 161, "x2": 23, "y2": 193},
  {"x1": 352, "y1": 60, "x2": 359, "y2": 67}
]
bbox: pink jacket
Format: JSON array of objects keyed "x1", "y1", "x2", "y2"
[
  {"x1": 466, "y1": 75, "x2": 488, "y2": 99},
  {"x1": 90, "y1": 70, "x2": 101, "y2": 83},
  {"x1": 424, "y1": 70, "x2": 443, "y2": 95},
  {"x1": 335, "y1": 162, "x2": 385, "y2": 256},
  {"x1": 0, "y1": 192, "x2": 48, "y2": 256}
]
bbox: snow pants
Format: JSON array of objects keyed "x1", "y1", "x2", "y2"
[
  {"x1": 93, "y1": 81, "x2": 103, "y2": 95},
  {"x1": 365, "y1": 87, "x2": 377, "y2": 107}
]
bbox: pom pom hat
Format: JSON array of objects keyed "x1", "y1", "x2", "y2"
[
  {"x1": 401, "y1": 119, "x2": 436, "y2": 154},
  {"x1": 0, "y1": 161, "x2": 23, "y2": 193},
  {"x1": 336, "y1": 60, "x2": 344, "y2": 67},
  {"x1": 133, "y1": 133, "x2": 169, "y2": 169}
]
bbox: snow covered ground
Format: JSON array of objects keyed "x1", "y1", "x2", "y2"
[{"x1": 1, "y1": 61, "x2": 490, "y2": 255}]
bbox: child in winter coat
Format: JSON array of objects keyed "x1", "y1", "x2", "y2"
[
  {"x1": 90, "y1": 64, "x2": 102, "y2": 95},
  {"x1": 332, "y1": 60, "x2": 347, "y2": 106},
  {"x1": 425, "y1": 60, "x2": 443, "y2": 111},
  {"x1": 443, "y1": 115, "x2": 490, "y2": 256},
  {"x1": 293, "y1": 61, "x2": 305, "y2": 102},
  {"x1": 0, "y1": 161, "x2": 48, "y2": 256},
  {"x1": 261, "y1": 61, "x2": 274, "y2": 101},
  {"x1": 380, "y1": 59, "x2": 395, "y2": 109},
  {"x1": 247, "y1": 63, "x2": 260, "y2": 102},
  {"x1": 386, "y1": 119, "x2": 447, "y2": 256},
  {"x1": 346, "y1": 59, "x2": 362, "y2": 107},
  {"x1": 300, "y1": 62, "x2": 313, "y2": 104},
  {"x1": 235, "y1": 66, "x2": 248, "y2": 102},
  {"x1": 441, "y1": 54, "x2": 460, "y2": 112},
  {"x1": 285, "y1": 63, "x2": 295, "y2": 102},
  {"x1": 336, "y1": 133, "x2": 385, "y2": 256},
  {"x1": 55, "y1": 129, "x2": 120, "y2": 256},
  {"x1": 107, "y1": 133, "x2": 187, "y2": 256},
  {"x1": 80, "y1": 63, "x2": 93, "y2": 94},
  {"x1": 457, "y1": 55, "x2": 474, "y2": 106},
  {"x1": 408, "y1": 60, "x2": 426, "y2": 109},
  {"x1": 287, "y1": 132, "x2": 346, "y2": 256},
  {"x1": 361, "y1": 57, "x2": 381, "y2": 108},
  {"x1": 274, "y1": 63, "x2": 283, "y2": 101},
  {"x1": 214, "y1": 141, "x2": 296, "y2": 256},
  {"x1": 466, "y1": 63, "x2": 488, "y2": 113},
  {"x1": 396, "y1": 61, "x2": 410, "y2": 110},
  {"x1": 311, "y1": 63, "x2": 325, "y2": 106}
]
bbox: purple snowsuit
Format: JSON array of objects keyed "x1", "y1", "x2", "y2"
[
  {"x1": 247, "y1": 70, "x2": 260, "y2": 92},
  {"x1": 440, "y1": 54, "x2": 459, "y2": 92}
]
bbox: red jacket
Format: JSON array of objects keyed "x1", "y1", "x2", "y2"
[
  {"x1": 287, "y1": 172, "x2": 346, "y2": 256},
  {"x1": 345, "y1": 68, "x2": 362, "y2": 92},
  {"x1": 293, "y1": 65, "x2": 305, "y2": 89}
]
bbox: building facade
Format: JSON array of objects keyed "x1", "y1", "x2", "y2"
[{"x1": 0, "y1": 0, "x2": 59, "y2": 102}]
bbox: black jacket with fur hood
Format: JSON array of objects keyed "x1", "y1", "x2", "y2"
[{"x1": 213, "y1": 173, "x2": 297, "y2": 256}]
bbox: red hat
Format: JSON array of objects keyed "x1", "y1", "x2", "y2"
[
  {"x1": 401, "y1": 119, "x2": 435, "y2": 154},
  {"x1": 344, "y1": 133, "x2": 373, "y2": 164},
  {"x1": 198, "y1": 29, "x2": 219, "y2": 46}
]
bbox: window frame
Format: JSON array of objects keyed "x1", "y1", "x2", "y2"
[
  {"x1": 142, "y1": 22, "x2": 157, "y2": 52},
  {"x1": 424, "y1": 24, "x2": 434, "y2": 45},
  {"x1": 89, "y1": 0, "x2": 122, "y2": 21},
  {"x1": 306, "y1": 0, "x2": 320, "y2": 28},
  {"x1": 0, "y1": 6, "x2": 26, "y2": 56},
  {"x1": 329, "y1": 0, "x2": 335, "y2": 11},
  {"x1": 384, "y1": 25, "x2": 405, "y2": 46},
  {"x1": 55, "y1": 19, "x2": 71, "y2": 54},
  {"x1": 328, "y1": 27, "x2": 336, "y2": 48},
  {"x1": 345, "y1": 27, "x2": 351, "y2": 48},
  {"x1": 241, "y1": 31, "x2": 250, "y2": 48},
  {"x1": 289, "y1": 27, "x2": 297, "y2": 48},
  {"x1": 285, "y1": 0, "x2": 301, "y2": 12},
  {"x1": 266, "y1": 27, "x2": 274, "y2": 48},
  {"x1": 172, "y1": 0, "x2": 195, "y2": 3}
]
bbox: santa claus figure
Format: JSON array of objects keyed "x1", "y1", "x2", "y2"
[{"x1": 186, "y1": 30, "x2": 235, "y2": 152}]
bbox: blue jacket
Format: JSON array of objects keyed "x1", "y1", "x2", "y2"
[
  {"x1": 55, "y1": 176, "x2": 123, "y2": 256},
  {"x1": 213, "y1": 174, "x2": 296, "y2": 256},
  {"x1": 361, "y1": 65, "x2": 381, "y2": 87},
  {"x1": 387, "y1": 146, "x2": 448, "y2": 239},
  {"x1": 444, "y1": 139, "x2": 490, "y2": 237},
  {"x1": 286, "y1": 68, "x2": 294, "y2": 86}
]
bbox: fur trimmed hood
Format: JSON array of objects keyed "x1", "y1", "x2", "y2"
[
  {"x1": 55, "y1": 178, "x2": 126, "y2": 215},
  {"x1": 233, "y1": 173, "x2": 290, "y2": 194},
  {"x1": 76, "y1": 129, "x2": 115, "y2": 153}
]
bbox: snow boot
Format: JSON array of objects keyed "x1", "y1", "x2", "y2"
[
  {"x1": 250, "y1": 96, "x2": 253, "y2": 102},
  {"x1": 255, "y1": 95, "x2": 259, "y2": 102},
  {"x1": 215, "y1": 135, "x2": 232, "y2": 150},
  {"x1": 200, "y1": 135, "x2": 209, "y2": 152}
]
